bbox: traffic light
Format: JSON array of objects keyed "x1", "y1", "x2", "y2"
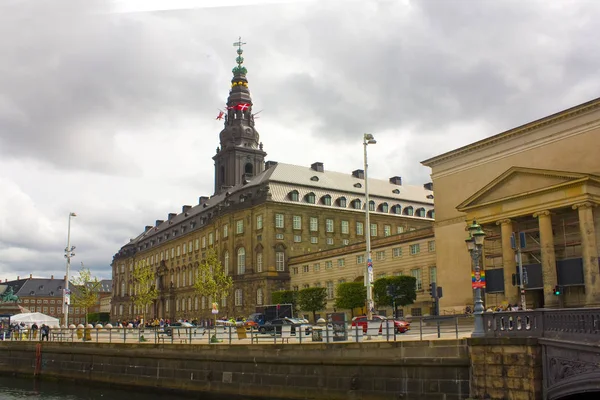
[
  {"x1": 553, "y1": 285, "x2": 563, "y2": 296},
  {"x1": 436, "y1": 286, "x2": 443, "y2": 299},
  {"x1": 429, "y1": 282, "x2": 437, "y2": 298}
]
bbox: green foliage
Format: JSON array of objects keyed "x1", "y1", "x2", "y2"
[
  {"x1": 373, "y1": 276, "x2": 417, "y2": 308},
  {"x1": 87, "y1": 312, "x2": 110, "y2": 323},
  {"x1": 132, "y1": 260, "x2": 159, "y2": 321},
  {"x1": 193, "y1": 248, "x2": 233, "y2": 318},
  {"x1": 334, "y1": 282, "x2": 366, "y2": 317},
  {"x1": 271, "y1": 290, "x2": 298, "y2": 314},
  {"x1": 71, "y1": 267, "x2": 102, "y2": 325},
  {"x1": 297, "y1": 287, "x2": 327, "y2": 322}
]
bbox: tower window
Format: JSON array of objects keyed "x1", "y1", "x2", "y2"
[{"x1": 245, "y1": 163, "x2": 253, "y2": 175}]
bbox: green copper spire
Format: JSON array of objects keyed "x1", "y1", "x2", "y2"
[{"x1": 232, "y1": 36, "x2": 247, "y2": 75}]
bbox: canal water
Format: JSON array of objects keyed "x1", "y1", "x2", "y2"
[{"x1": 0, "y1": 375, "x2": 270, "y2": 400}]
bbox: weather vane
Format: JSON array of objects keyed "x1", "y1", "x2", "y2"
[{"x1": 232, "y1": 36, "x2": 248, "y2": 75}]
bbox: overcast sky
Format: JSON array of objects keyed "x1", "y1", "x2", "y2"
[{"x1": 2, "y1": 0, "x2": 600, "y2": 282}]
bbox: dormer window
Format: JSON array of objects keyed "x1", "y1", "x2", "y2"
[
  {"x1": 351, "y1": 199, "x2": 362, "y2": 210},
  {"x1": 427, "y1": 194, "x2": 434, "y2": 199},
  {"x1": 289, "y1": 190, "x2": 299, "y2": 202},
  {"x1": 305, "y1": 192, "x2": 316, "y2": 204},
  {"x1": 353, "y1": 183, "x2": 362, "y2": 188},
  {"x1": 310, "y1": 176, "x2": 319, "y2": 182},
  {"x1": 338, "y1": 197, "x2": 347, "y2": 208},
  {"x1": 392, "y1": 189, "x2": 400, "y2": 194},
  {"x1": 392, "y1": 205, "x2": 401, "y2": 214},
  {"x1": 321, "y1": 195, "x2": 332, "y2": 206}
]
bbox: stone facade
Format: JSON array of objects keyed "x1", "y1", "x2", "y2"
[
  {"x1": 0, "y1": 340, "x2": 469, "y2": 400},
  {"x1": 469, "y1": 337, "x2": 543, "y2": 400},
  {"x1": 289, "y1": 227, "x2": 437, "y2": 319},
  {"x1": 422, "y1": 98, "x2": 600, "y2": 313}
]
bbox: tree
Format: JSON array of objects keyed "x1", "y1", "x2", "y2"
[
  {"x1": 297, "y1": 287, "x2": 327, "y2": 323},
  {"x1": 194, "y1": 248, "x2": 233, "y2": 329},
  {"x1": 373, "y1": 276, "x2": 417, "y2": 317},
  {"x1": 131, "y1": 260, "x2": 158, "y2": 324},
  {"x1": 334, "y1": 282, "x2": 366, "y2": 317},
  {"x1": 71, "y1": 266, "x2": 101, "y2": 325},
  {"x1": 271, "y1": 290, "x2": 298, "y2": 315}
]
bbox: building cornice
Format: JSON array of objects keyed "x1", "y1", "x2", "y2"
[{"x1": 421, "y1": 97, "x2": 600, "y2": 168}]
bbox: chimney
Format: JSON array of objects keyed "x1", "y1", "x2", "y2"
[
  {"x1": 155, "y1": 219, "x2": 164, "y2": 227},
  {"x1": 64, "y1": 275, "x2": 67, "y2": 280},
  {"x1": 144, "y1": 225, "x2": 152, "y2": 232},
  {"x1": 17, "y1": 276, "x2": 19, "y2": 280},
  {"x1": 311, "y1": 162, "x2": 324, "y2": 172},
  {"x1": 265, "y1": 160, "x2": 278, "y2": 169},
  {"x1": 168, "y1": 213, "x2": 177, "y2": 221},
  {"x1": 424, "y1": 182, "x2": 433, "y2": 191},
  {"x1": 30, "y1": 274, "x2": 32, "y2": 279},
  {"x1": 182, "y1": 205, "x2": 192, "y2": 213},
  {"x1": 352, "y1": 169, "x2": 365, "y2": 179},
  {"x1": 389, "y1": 176, "x2": 402, "y2": 185},
  {"x1": 198, "y1": 196, "x2": 209, "y2": 205},
  {"x1": 51, "y1": 275, "x2": 54, "y2": 280}
]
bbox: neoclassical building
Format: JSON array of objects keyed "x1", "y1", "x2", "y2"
[
  {"x1": 422, "y1": 97, "x2": 600, "y2": 312},
  {"x1": 110, "y1": 43, "x2": 435, "y2": 322}
]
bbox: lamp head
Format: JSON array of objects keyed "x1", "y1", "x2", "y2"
[
  {"x1": 364, "y1": 133, "x2": 377, "y2": 144},
  {"x1": 465, "y1": 236, "x2": 475, "y2": 251}
]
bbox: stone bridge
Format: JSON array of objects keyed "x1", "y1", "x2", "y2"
[{"x1": 471, "y1": 308, "x2": 600, "y2": 400}]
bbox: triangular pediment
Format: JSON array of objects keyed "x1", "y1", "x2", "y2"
[{"x1": 457, "y1": 167, "x2": 600, "y2": 210}]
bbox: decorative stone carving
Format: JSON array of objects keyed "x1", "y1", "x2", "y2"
[{"x1": 548, "y1": 357, "x2": 600, "y2": 386}]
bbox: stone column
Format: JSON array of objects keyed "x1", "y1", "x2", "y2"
[
  {"x1": 534, "y1": 210, "x2": 559, "y2": 308},
  {"x1": 497, "y1": 219, "x2": 518, "y2": 304},
  {"x1": 573, "y1": 202, "x2": 600, "y2": 306}
]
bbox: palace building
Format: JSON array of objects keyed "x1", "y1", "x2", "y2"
[
  {"x1": 110, "y1": 42, "x2": 435, "y2": 322},
  {"x1": 422, "y1": 97, "x2": 600, "y2": 312}
]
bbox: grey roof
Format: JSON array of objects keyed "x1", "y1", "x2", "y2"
[
  {"x1": 121, "y1": 162, "x2": 434, "y2": 251},
  {"x1": 15, "y1": 278, "x2": 65, "y2": 298}
]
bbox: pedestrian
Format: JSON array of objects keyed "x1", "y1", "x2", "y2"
[{"x1": 40, "y1": 324, "x2": 50, "y2": 341}]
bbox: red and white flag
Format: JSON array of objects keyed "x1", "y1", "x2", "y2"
[{"x1": 235, "y1": 103, "x2": 250, "y2": 111}]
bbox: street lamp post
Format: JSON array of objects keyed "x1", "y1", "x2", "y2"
[
  {"x1": 363, "y1": 133, "x2": 377, "y2": 321},
  {"x1": 63, "y1": 212, "x2": 77, "y2": 327},
  {"x1": 465, "y1": 220, "x2": 486, "y2": 337}
]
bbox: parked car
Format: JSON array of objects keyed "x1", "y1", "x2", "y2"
[
  {"x1": 259, "y1": 317, "x2": 311, "y2": 335},
  {"x1": 350, "y1": 315, "x2": 410, "y2": 334}
]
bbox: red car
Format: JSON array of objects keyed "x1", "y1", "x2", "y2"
[{"x1": 351, "y1": 315, "x2": 410, "y2": 334}]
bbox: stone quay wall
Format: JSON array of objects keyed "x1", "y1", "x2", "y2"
[
  {"x1": 469, "y1": 337, "x2": 543, "y2": 400},
  {"x1": 0, "y1": 340, "x2": 470, "y2": 400}
]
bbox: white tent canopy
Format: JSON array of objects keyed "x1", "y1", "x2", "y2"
[{"x1": 11, "y1": 312, "x2": 59, "y2": 327}]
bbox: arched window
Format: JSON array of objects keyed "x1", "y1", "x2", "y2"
[
  {"x1": 380, "y1": 202, "x2": 389, "y2": 213},
  {"x1": 368, "y1": 200, "x2": 376, "y2": 211},
  {"x1": 404, "y1": 206, "x2": 414, "y2": 216},
  {"x1": 321, "y1": 195, "x2": 332, "y2": 206},
  {"x1": 202, "y1": 296, "x2": 206, "y2": 310},
  {"x1": 338, "y1": 197, "x2": 347, "y2": 208},
  {"x1": 224, "y1": 251, "x2": 229, "y2": 276},
  {"x1": 188, "y1": 297, "x2": 192, "y2": 311},
  {"x1": 305, "y1": 192, "x2": 316, "y2": 204},
  {"x1": 352, "y1": 199, "x2": 361, "y2": 209},
  {"x1": 194, "y1": 296, "x2": 198, "y2": 310},
  {"x1": 182, "y1": 269, "x2": 186, "y2": 286},
  {"x1": 237, "y1": 247, "x2": 246, "y2": 275},
  {"x1": 189, "y1": 269, "x2": 193, "y2": 285},
  {"x1": 289, "y1": 190, "x2": 299, "y2": 201},
  {"x1": 416, "y1": 208, "x2": 426, "y2": 217},
  {"x1": 245, "y1": 163, "x2": 253, "y2": 175},
  {"x1": 392, "y1": 204, "x2": 402, "y2": 214},
  {"x1": 256, "y1": 288, "x2": 263, "y2": 305},
  {"x1": 427, "y1": 209, "x2": 435, "y2": 219}
]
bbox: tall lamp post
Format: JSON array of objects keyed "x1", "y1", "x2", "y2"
[
  {"x1": 363, "y1": 133, "x2": 377, "y2": 320},
  {"x1": 465, "y1": 220, "x2": 486, "y2": 337},
  {"x1": 63, "y1": 212, "x2": 77, "y2": 327}
]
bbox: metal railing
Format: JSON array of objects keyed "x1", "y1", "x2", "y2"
[
  {"x1": 482, "y1": 308, "x2": 600, "y2": 341},
  {"x1": 0, "y1": 315, "x2": 473, "y2": 345}
]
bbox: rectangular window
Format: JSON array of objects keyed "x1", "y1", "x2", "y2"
[
  {"x1": 341, "y1": 220, "x2": 349, "y2": 234},
  {"x1": 292, "y1": 267, "x2": 299, "y2": 275},
  {"x1": 411, "y1": 268, "x2": 423, "y2": 290},
  {"x1": 313, "y1": 263, "x2": 320, "y2": 271},
  {"x1": 256, "y1": 215, "x2": 263, "y2": 230},
  {"x1": 410, "y1": 244, "x2": 420, "y2": 255},
  {"x1": 326, "y1": 281, "x2": 334, "y2": 299},
  {"x1": 428, "y1": 241, "x2": 436, "y2": 252},
  {"x1": 183, "y1": 243, "x2": 187, "y2": 254},
  {"x1": 310, "y1": 217, "x2": 318, "y2": 232},
  {"x1": 310, "y1": 236, "x2": 318, "y2": 244},
  {"x1": 356, "y1": 222, "x2": 364, "y2": 235},
  {"x1": 327, "y1": 238, "x2": 334, "y2": 245},
  {"x1": 293, "y1": 215, "x2": 302, "y2": 230},
  {"x1": 276, "y1": 252, "x2": 285, "y2": 271},
  {"x1": 235, "y1": 289, "x2": 243, "y2": 306},
  {"x1": 325, "y1": 261, "x2": 333, "y2": 269},
  {"x1": 356, "y1": 255, "x2": 365, "y2": 264},
  {"x1": 429, "y1": 266, "x2": 437, "y2": 284},
  {"x1": 397, "y1": 226, "x2": 405, "y2": 234},
  {"x1": 376, "y1": 251, "x2": 385, "y2": 261},
  {"x1": 393, "y1": 247, "x2": 403, "y2": 258},
  {"x1": 208, "y1": 232, "x2": 214, "y2": 246},
  {"x1": 236, "y1": 219, "x2": 244, "y2": 234},
  {"x1": 276, "y1": 233, "x2": 284, "y2": 240},
  {"x1": 202, "y1": 236, "x2": 206, "y2": 248},
  {"x1": 337, "y1": 258, "x2": 345, "y2": 267},
  {"x1": 370, "y1": 223, "x2": 377, "y2": 237},
  {"x1": 256, "y1": 253, "x2": 263, "y2": 273},
  {"x1": 275, "y1": 214, "x2": 284, "y2": 228},
  {"x1": 293, "y1": 235, "x2": 302, "y2": 243},
  {"x1": 326, "y1": 219, "x2": 334, "y2": 232},
  {"x1": 384, "y1": 224, "x2": 391, "y2": 237},
  {"x1": 223, "y1": 224, "x2": 228, "y2": 238},
  {"x1": 177, "y1": 246, "x2": 181, "y2": 256},
  {"x1": 303, "y1": 265, "x2": 310, "y2": 273}
]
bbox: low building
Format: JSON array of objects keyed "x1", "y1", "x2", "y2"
[{"x1": 288, "y1": 227, "x2": 437, "y2": 320}]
